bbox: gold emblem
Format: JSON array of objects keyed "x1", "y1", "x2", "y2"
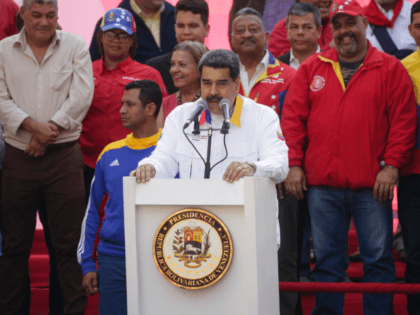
[
  {"x1": 153, "y1": 209, "x2": 233, "y2": 290},
  {"x1": 331, "y1": 3, "x2": 338, "y2": 13},
  {"x1": 108, "y1": 12, "x2": 116, "y2": 21}
]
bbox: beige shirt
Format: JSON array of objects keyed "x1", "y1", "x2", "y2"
[
  {"x1": 0, "y1": 29, "x2": 94, "y2": 150},
  {"x1": 130, "y1": 0, "x2": 165, "y2": 47},
  {"x1": 239, "y1": 50, "x2": 269, "y2": 97}
]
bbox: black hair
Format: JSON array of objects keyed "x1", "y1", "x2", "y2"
[
  {"x1": 175, "y1": 0, "x2": 209, "y2": 26},
  {"x1": 234, "y1": 7, "x2": 266, "y2": 32},
  {"x1": 124, "y1": 80, "x2": 162, "y2": 118},
  {"x1": 198, "y1": 49, "x2": 240, "y2": 81},
  {"x1": 411, "y1": 1, "x2": 420, "y2": 24},
  {"x1": 286, "y1": 3, "x2": 322, "y2": 29}
]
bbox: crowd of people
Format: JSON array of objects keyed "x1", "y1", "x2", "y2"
[{"x1": 0, "y1": 0, "x2": 420, "y2": 314}]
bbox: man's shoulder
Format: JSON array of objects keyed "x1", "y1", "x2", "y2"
[
  {"x1": 57, "y1": 31, "x2": 86, "y2": 48},
  {"x1": 98, "y1": 138, "x2": 128, "y2": 162},
  {"x1": 146, "y1": 52, "x2": 172, "y2": 67},
  {"x1": 163, "y1": 1, "x2": 175, "y2": 13},
  {"x1": 242, "y1": 96, "x2": 278, "y2": 117},
  {"x1": 402, "y1": 50, "x2": 420, "y2": 72},
  {"x1": 0, "y1": 33, "x2": 19, "y2": 48}
]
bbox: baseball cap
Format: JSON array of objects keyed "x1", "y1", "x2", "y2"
[
  {"x1": 329, "y1": 0, "x2": 365, "y2": 21},
  {"x1": 100, "y1": 8, "x2": 136, "y2": 35}
]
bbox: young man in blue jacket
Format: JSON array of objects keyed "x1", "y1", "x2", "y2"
[{"x1": 78, "y1": 80, "x2": 162, "y2": 315}]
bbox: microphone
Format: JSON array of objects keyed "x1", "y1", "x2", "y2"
[
  {"x1": 183, "y1": 100, "x2": 208, "y2": 129},
  {"x1": 219, "y1": 98, "x2": 231, "y2": 134}
]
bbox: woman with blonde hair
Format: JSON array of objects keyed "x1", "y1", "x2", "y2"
[{"x1": 157, "y1": 41, "x2": 208, "y2": 127}]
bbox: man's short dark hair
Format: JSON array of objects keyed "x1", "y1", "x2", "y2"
[
  {"x1": 286, "y1": 3, "x2": 322, "y2": 29},
  {"x1": 175, "y1": 0, "x2": 209, "y2": 26},
  {"x1": 198, "y1": 49, "x2": 240, "y2": 81},
  {"x1": 124, "y1": 80, "x2": 162, "y2": 118},
  {"x1": 234, "y1": 7, "x2": 266, "y2": 32},
  {"x1": 411, "y1": 1, "x2": 420, "y2": 24}
]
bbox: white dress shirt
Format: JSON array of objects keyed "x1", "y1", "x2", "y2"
[
  {"x1": 139, "y1": 95, "x2": 289, "y2": 248},
  {"x1": 239, "y1": 50, "x2": 269, "y2": 97},
  {"x1": 289, "y1": 46, "x2": 321, "y2": 70},
  {"x1": 366, "y1": 0, "x2": 417, "y2": 53},
  {"x1": 0, "y1": 29, "x2": 94, "y2": 150}
]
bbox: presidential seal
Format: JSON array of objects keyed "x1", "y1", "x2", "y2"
[{"x1": 153, "y1": 209, "x2": 233, "y2": 290}]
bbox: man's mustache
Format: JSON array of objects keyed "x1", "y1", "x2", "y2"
[{"x1": 206, "y1": 95, "x2": 222, "y2": 103}]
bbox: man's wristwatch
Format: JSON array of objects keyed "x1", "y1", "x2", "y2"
[{"x1": 244, "y1": 162, "x2": 257, "y2": 176}]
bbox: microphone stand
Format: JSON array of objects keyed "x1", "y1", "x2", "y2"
[{"x1": 204, "y1": 127, "x2": 212, "y2": 178}]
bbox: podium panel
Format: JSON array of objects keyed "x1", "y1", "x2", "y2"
[{"x1": 123, "y1": 177, "x2": 280, "y2": 315}]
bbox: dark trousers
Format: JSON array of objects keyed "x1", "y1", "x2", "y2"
[
  {"x1": 278, "y1": 191, "x2": 307, "y2": 315},
  {"x1": 0, "y1": 142, "x2": 87, "y2": 315},
  {"x1": 398, "y1": 174, "x2": 420, "y2": 315}
]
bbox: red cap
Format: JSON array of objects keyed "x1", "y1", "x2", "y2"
[{"x1": 329, "y1": 0, "x2": 364, "y2": 21}]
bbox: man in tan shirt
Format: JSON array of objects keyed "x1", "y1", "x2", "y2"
[{"x1": 0, "y1": 0, "x2": 94, "y2": 314}]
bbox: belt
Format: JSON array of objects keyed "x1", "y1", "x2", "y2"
[{"x1": 45, "y1": 140, "x2": 78, "y2": 153}]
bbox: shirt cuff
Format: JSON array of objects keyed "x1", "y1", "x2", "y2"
[
  {"x1": 50, "y1": 111, "x2": 71, "y2": 130},
  {"x1": 8, "y1": 111, "x2": 29, "y2": 136},
  {"x1": 81, "y1": 258, "x2": 97, "y2": 275}
]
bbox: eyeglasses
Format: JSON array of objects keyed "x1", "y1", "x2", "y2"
[{"x1": 103, "y1": 31, "x2": 131, "y2": 43}]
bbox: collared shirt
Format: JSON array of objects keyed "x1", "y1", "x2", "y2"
[
  {"x1": 239, "y1": 50, "x2": 269, "y2": 96},
  {"x1": 140, "y1": 94, "x2": 289, "y2": 183},
  {"x1": 139, "y1": 95, "x2": 288, "y2": 248},
  {"x1": 289, "y1": 46, "x2": 321, "y2": 71},
  {"x1": 130, "y1": 0, "x2": 165, "y2": 47},
  {"x1": 366, "y1": 0, "x2": 416, "y2": 53},
  {"x1": 0, "y1": 28, "x2": 94, "y2": 150},
  {"x1": 80, "y1": 56, "x2": 167, "y2": 168}
]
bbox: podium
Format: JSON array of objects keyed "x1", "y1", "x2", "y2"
[{"x1": 123, "y1": 177, "x2": 280, "y2": 315}]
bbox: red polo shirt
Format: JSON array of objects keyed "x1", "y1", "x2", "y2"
[{"x1": 80, "y1": 57, "x2": 167, "y2": 168}]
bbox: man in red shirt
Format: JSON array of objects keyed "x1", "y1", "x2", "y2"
[
  {"x1": 268, "y1": 0, "x2": 333, "y2": 58},
  {"x1": 281, "y1": 0, "x2": 417, "y2": 314},
  {"x1": 0, "y1": 0, "x2": 19, "y2": 41}
]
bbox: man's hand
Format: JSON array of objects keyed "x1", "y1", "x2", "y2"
[
  {"x1": 284, "y1": 166, "x2": 307, "y2": 200},
  {"x1": 130, "y1": 164, "x2": 156, "y2": 183},
  {"x1": 223, "y1": 161, "x2": 254, "y2": 183},
  {"x1": 82, "y1": 271, "x2": 98, "y2": 296},
  {"x1": 277, "y1": 182, "x2": 286, "y2": 199},
  {"x1": 24, "y1": 137, "x2": 46, "y2": 158},
  {"x1": 21, "y1": 118, "x2": 58, "y2": 146},
  {"x1": 373, "y1": 166, "x2": 399, "y2": 201}
]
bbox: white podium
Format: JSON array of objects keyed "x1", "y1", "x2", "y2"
[{"x1": 123, "y1": 177, "x2": 280, "y2": 315}]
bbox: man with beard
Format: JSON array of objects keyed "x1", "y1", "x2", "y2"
[
  {"x1": 281, "y1": 0, "x2": 417, "y2": 314},
  {"x1": 365, "y1": 0, "x2": 416, "y2": 60},
  {"x1": 131, "y1": 49, "x2": 289, "y2": 251},
  {"x1": 268, "y1": 0, "x2": 333, "y2": 58}
]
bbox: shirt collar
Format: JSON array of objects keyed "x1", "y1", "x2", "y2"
[
  {"x1": 14, "y1": 27, "x2": 60, "y2": 50},
  {"x1": 199, "y1": 94, "x2": 244, "y2": 128},
  {"x1": 130, "y1": 0, "x2": 165, "y2": 19},
  {"x1": 125, "y1": 129, "x2": 162, "y2": 150},
  {"x1": 239, "y1": 49, "x2": 269, "y2": 72},
  {"x1": 98, "y1": 56, "x2": 134, "y2": 74},
  {"x1": 289, "y1": 46, "x2": 320, "y2": 63}
]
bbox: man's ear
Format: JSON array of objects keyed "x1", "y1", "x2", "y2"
[{"x1": 146, "y1": 102, "x2": 157, "y2": 117}]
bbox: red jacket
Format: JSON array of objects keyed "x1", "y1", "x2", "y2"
[
  {"x1": 238, "y1": 52, "x2": 296, "y2": 115},
  {"x1": 79, "y1": 57, "x2": 167, "y2": 168},
  {"x1": 268, "y1": 18, "x2": 333, "y2": 58},
  {"x1": 282, "y1": 43, "x2": 417, "y2": 190},
  {"x1": 0, "y1": 0, "x2": 18, "y2": 41}
]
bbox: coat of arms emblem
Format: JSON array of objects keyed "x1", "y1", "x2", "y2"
[{"x1": 153, "y1": 209, "x2": 233, "y2": 290}]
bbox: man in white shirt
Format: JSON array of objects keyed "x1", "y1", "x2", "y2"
[
  {"x1": 365, "y1": 0, "x2": 416, "y2": 60},
  {"x1": 131, "y1": 49, "x2": 288, "y2": 248},
  {"x1": 278, "y1": 3, "x2": 323, "y2": 70},
  {"x1": 0, "y1": 0, "x2": 94, "y2": 314}
]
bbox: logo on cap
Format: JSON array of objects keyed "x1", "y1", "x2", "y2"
[
  {"x1": 108, "y1": 12, "x2": 115, "y2": 22},
  {"x1": 331, "y1": 3, "x2": 338, "y2": 13}
]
